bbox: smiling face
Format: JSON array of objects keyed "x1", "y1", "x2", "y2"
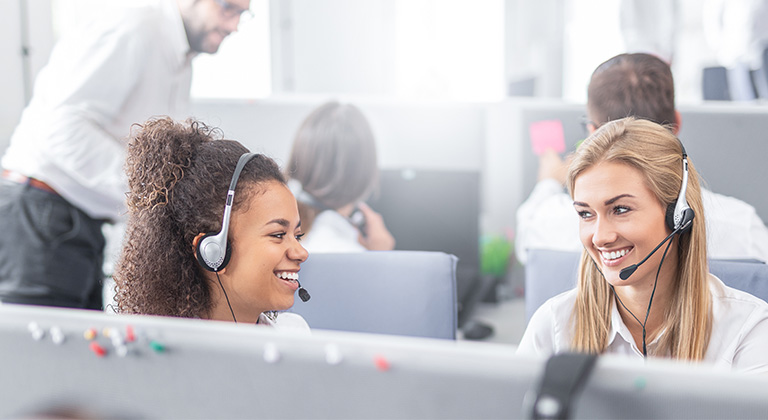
[
  {"x1": 180, "y1": 0, "x2": 250, "y2": 54},
  {"x1": 214, "y1": 180, "x2": 308, "y2": 321},
  {"x1": 573, "y1": 160, "x2": 677, "y2": 288}
]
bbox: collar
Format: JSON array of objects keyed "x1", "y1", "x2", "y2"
[
  {"x1": 160, "y1": 0, "x2": 194, "y2": 68},
  {"x1": 606, "y1": 295, "x2": 666, "y2": 357}
]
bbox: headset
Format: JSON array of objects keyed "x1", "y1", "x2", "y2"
[
  {"x1": 619, "y1": 139, "x2": 695, "y2": 281},
  {"x1": 664, "y1": 141, "x2": 695, "y2": 233},
  {"x1": 289, "y1": 179, "x2": 368, "y2": 237},
  {"x1": 196, "y1": 153, "x2": 257, "y2": 272}
]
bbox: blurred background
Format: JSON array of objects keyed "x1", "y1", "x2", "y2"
[{"x1": 2, "y1": 0, "x2": 768, "y2": 342}]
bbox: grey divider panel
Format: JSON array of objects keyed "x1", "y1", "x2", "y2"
[
  {"x1": 2, "y1": 303, "x2": 768, "y2": 419},
  {"x1": 525, "y1": 249, "x2": 768, "y2": 322},
  {"x1": 677, "y1": 105, "x2": 768, "y2": 222},
  {"x1": 0, "y1": 303, "x2": 532, "y2": 419},
  {"x1": 710, "y1": 259, "x2": 768, "y2": 303},
  {"x1": 289, "y1": 251, "x2": 458, "y2": 339},
  {"x1": 525, "y1": 249, "x2": 581, "y2": 322}
]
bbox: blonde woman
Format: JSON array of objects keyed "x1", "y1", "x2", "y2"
[{"x1": 517, "y1": 118, "x2": 768, "y2": 372}]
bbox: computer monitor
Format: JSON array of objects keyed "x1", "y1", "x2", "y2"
[{"x1": 367, "y1": 168, "x2": 481, "y2": 302}]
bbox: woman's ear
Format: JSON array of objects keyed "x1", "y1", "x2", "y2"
[{"x1": 192, "y1": 233, "x2": 206, "y2": 261}]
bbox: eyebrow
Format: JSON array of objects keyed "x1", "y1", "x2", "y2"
[
  {"x1": 267, "y1": 218, "x2": 290, "y2": 228},
  {"x1": 266, "y1": 218, "x2": 302, "y2": 229},
  {"x1": 573, "y1": 194, "x2": 635, "y2": 208}
]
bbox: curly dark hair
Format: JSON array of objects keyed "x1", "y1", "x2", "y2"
[{"x1": 113, "y1": 117, "x2": 285, "y2": 318}]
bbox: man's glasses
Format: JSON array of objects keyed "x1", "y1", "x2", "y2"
[{"x1": 213, "y1": 0, "x2": 254, "y2": 22}]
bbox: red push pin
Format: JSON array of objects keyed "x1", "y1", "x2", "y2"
[
  {"x1": 89, "y1": 341, "x2": 107, "y2": 357},
  {"x1": 373, "y1": 355, "x2": 390, "y2": 372},
  {"x1": 125, "y1": 325, "x2": 135, "y2": 343}
]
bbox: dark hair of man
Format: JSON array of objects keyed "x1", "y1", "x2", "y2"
[{"x1": 587, "y1": 53, "x2": 677, "y2": 131}]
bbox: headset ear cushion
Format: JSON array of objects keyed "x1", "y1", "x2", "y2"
[
  {"x1": 665, "y1": 202, "x2": 677, "y2": 231},
  {"x1": 196, "y1": 232, "x2": 233, "y2": 272}
]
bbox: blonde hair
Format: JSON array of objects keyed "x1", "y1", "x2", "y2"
[{"x1": 566, "y1": 117, "x2": 712, "y2": 360}]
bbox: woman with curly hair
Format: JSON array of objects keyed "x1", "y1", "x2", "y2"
[
  {"x1": 113, "y1": 117, "x2": 309, "y2": 329},
  {"x1": 518, "y1": 118, "x2": 768, "y2": 372}
]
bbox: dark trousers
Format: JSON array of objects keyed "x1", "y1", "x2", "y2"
[{"x1": 0, "y1": 180, "x2": 106, "y2": 309}]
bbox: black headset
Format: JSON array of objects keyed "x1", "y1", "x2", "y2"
[{"x1": 196, "y1": 153, "x2": 258, "y2": 272}]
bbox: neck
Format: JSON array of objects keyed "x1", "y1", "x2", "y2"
[
  {"x1": 336, "y1": 203, "x2": 356, "y2": 218},
  {"x1": 612, "y1": 265, "x2": 676, "y2": 349},
  {"x1": 206, "y1": 275, "x2": 263, "y2": 324}
]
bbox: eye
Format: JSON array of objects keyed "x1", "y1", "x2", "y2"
[
  {"x1": 577, "y1": 210, "x2": 593, "y2": 220},
  {"x1": 270, "y1": 232, "x2": 286, "y2": 239},
  {"x1": 613, "y1": 205, "x2": 631, "y2": 215},
  {"x1": 295, "y1": 233, "x2": 305, "y2": 242}
]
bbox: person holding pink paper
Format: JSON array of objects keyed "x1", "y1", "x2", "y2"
[{"x1": 515, "y1": 53, "x2": 768, "y2": 265}]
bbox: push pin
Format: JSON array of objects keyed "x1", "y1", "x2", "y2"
[
  {"x1": 83, "y1": 328, "x2": 97, "y2": 341},
  {"x1": 50, "y1": 326, "x2": 65, "y2": 345},
  {"x1": 115, "y1": 345, "x2": 129, "y2": 358},
  {"x1": 89, "y1": 341, "x2": 107, "y2": 357},
  {"x1": 325, "y1": 343, "x2": 343, "y2": 365},
  {"x1": 263, "y1": 342, "x2": 280, "y2": 364},
  {"x1": 27, "y1": 322, "x2": 44, "y2": 341},
  {"x1": 149, "y1": 340, "x2": 166, "y2": 354},
  {"x1": 125, "y1": 325, "x2": 136, "y2": 343},
  {"x1": 373, "y1": 355, "x2": 390, "y2": 372}
]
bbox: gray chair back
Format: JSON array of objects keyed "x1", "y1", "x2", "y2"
[
  {"x1": 290, "y1": 251, "x2": 458, "y2": 339},
  {"x1": 525, "y1": 249, "x2": 768, "y2": 323}
]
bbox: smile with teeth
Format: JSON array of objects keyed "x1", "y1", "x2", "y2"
[
  {"x1": 276, "y1": 271, "x2": 299, "y2": 282},
  {"x1": 601, "y1": 248, "x2": 630, "y2": 261}
]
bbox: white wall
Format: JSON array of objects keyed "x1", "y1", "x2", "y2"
[{"x1": 0, "y1": 1, "x2": 25, "y2": 154}]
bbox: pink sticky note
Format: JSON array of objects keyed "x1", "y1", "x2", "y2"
[{"x1": 529, "y1": 120, "x2": 566, "y2": 155}]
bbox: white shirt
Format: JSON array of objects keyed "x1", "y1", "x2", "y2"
[
  {"x1": 517, "y1": 274, "x2": 768, "y2": 374},
  {"x1": 2, "y1": 0, "x2": 192, "y2": 221},
  {"x1": 301, "y1": 210, "x2": 366, "y2": 253},
  {"x1": 258, "y1": 312, "x2": 311, "y2": 332},
  {"x1": 515, "y1": 179, "x2": 768, "y2": 264}
]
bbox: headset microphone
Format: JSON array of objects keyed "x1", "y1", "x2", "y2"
[
  {"x1": 296, "y1": 280, "x2": 311, "y2": 302},
  {"x1": 619, "y1": 214, "x2": 692, "y2": 280}
]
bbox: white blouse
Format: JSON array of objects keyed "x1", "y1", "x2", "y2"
[
  {"x1": 300, "y1": 210, "x2": 366, "y2": 253},
  {"x1": 517, "y1": 274, "x2": 768, "y2": 374},
  {"x1": 257, "y1": 312, "x2": 311, "y2": 332}
]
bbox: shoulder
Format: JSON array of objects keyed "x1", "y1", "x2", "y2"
[
  {"x1": 708, "y1": 274, "x2": 768, "y2": 373},
  {"x1": 702, "y1": 188, "x2": 760, "y2": 218},
  {"x1": 709, "y1": 274, "x2": 768, "y2": 331},
  {"x1": 517, "y1": 289, "x2": 577, "y2": 356},
  {"x1": 303, "y1": 211, "x2": 365, "y2": 253}
]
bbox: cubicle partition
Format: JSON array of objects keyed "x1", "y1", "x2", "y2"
[
  {"x1": 190, "y1": 97, "x2": 768, "y2": 239},
  {"x1": 1, "y1": 303, "x2": 768, "y2": 419}
]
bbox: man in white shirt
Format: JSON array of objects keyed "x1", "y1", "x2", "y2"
[
  {"x1": 516, "y1": 53, "x2": 768, "y2": 265},
  {"x1": 0, "y1": 0, "x2": 250, "y2": 309}
]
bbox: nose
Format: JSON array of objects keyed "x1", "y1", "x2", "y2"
[
  {"x1": 289, "y1": 239, "x2": 309, "y2": 263},
  {"x1": 591, "y1": 216, "x2": 619, "y2": 248},
  {"x1": 222, "y1": 14, "x2": 241, "y2": 33}
]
